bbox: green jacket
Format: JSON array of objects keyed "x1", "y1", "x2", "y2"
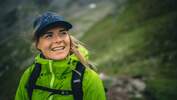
[{"x1": 15, "y1": 47, "x2": 106, "y2": 100}]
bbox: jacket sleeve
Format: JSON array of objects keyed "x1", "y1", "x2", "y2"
[
  {"x1": 83, "y1": 69, "x2": 106, "y2": 100},
  {"x1": 15, "y1": 66, "x2": 33, "y2": 100}
]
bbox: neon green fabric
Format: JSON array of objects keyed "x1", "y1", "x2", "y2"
[{"x1": 15, "y1": 47, "x2": 106, "y2": 100}]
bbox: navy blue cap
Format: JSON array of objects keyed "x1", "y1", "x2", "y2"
[{"x1": 33, "y1": 12, "x2": 72, "y2": 39}]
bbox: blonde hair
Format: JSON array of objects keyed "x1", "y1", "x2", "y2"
[
  {"x1": 31, "y1": 34, "x2": 97, "y2": 70},
  {"x1": 69, "y1": 35, "x2": 97, "y2": 70}
]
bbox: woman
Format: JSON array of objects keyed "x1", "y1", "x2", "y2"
[{"x1": 15, "y1": 12, "x2": 106, "y2": 100}]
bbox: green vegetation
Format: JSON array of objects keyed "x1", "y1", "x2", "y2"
[
  {"x1": 0, "y1": 0, "x2": 177, "y2": 99},
  {"x1": 81, "y1": 0, "x2": 177, "y2": 99}
]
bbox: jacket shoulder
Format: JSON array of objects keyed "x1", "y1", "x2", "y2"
[
  {"x1": 82, "y1": 68, "x2": 106, "y2": 99},
  {"x1": 19, "y1": 64, "x2": 35, "y2": 86},
  {"x1": 15, "y1": 64, "x2": 35, "y2": 100}
]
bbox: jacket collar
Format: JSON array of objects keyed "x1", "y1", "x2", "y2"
[{"x1": 34, "y1": 53, "x2": 79, "y2": 70}]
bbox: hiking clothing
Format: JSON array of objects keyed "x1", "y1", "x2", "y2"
[
  {"x1": 15, "y1": 47, "x2": 106, "y2": 100},
  {"x1": 33, "y1": 12, "x2": 72, "y2": 38}
]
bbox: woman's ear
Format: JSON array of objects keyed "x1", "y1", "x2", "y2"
[
  {"x1": 35, "y1": 41, "x2": 38, "y2": 49},
  {"x1": 70, "y1": 41, "x2": 75, "y2": 53},
  {"x1": 35, "y1": 41, "x2": 42, "y2": 52},
  {"x1": 70, "y1": 38, "x2": 78, "y2": 52}
]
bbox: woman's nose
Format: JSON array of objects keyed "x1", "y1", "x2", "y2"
[{"x1": 52, "y1": 34, "x2": 62, "y2": 43}]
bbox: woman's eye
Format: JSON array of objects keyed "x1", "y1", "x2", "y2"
[
  {"x1": 59, "y1": 31, "x2": 67, "y2": 37},
  {"x1": 44, "y1": 34, "x2": 52, "y2": 39},
  {"x1": 61, "y1": 31, "x2": 67, "y2": 35}
]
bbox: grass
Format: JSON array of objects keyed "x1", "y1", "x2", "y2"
[
  {"x1": 146, "y1": 78, "x2": 177, "y2": 100},
  {"x1": 1, "y1": 0, "x2": 177, "y2": 99},
  {"x1": 81, "y1": 0, "x2": 177, "y2": 100}
]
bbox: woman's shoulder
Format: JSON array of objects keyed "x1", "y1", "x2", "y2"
[
  {"x1": 84, "y1": 68, "x2": 100, "y2": 81},
  {"x1": 82, "y1": 67, "x2": 105, "y2": 93},
  {"x1": 20, "y1": 64, "x2": 35, "y2": 81},
  {"x1": 24, "y1": 63, "x2": 35, "y2": 74}
]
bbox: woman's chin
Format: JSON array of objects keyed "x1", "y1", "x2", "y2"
[
  {"x1": 43, "y1": 50, "x2": 70, "y2": 60},
  {"x1": 48, "y1": 54, "x2": 67, "y2": 60}
]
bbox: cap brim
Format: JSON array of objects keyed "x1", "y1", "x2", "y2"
[{"x1": 35, "y1": 21, "x2": 72, "y2": 36}]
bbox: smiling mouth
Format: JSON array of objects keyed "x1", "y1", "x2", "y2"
[{"x1": 51, "y1": 46, "x2": 65, "y2": 51}]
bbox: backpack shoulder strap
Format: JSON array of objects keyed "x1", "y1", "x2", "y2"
[
  {"x1": 72, "y1": 61, "x2": 85, "y2": 100},
  {"x1": 26, "y1": 63, "x2": 41, "y2": 100},
  {"x1": 26, "y1": 61, "x2": 85, "y2": 100}
]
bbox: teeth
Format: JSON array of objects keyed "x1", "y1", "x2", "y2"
[{"x1": 52, "y1": 46, "x2": 65, "y2": 51}]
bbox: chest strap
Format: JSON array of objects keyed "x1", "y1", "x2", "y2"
[{"x1": 26, "y1": 61, "x2": 85, "y2": 100}]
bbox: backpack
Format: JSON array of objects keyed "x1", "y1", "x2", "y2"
[{"x1": 26, "y1": 61, "x2": 85, "y2": 100}]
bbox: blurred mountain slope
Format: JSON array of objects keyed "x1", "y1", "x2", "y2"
[
  {"x1": 81, "y1": 0, "x2": 177, "y2": 100},
  {"x1": 1, "y1": 0, "x2": 177, "y2": 100},
  {"x1": 0, "y1": 0, "x2": 114, "y2": 99}
]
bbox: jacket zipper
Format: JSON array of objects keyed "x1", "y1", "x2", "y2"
[{"x1": 49, "y1": 60, "x2": 55, "y2": 100}]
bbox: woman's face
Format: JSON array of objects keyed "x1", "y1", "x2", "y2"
[{"x1": 36, "y1": 27, "x2": 71, "y2": 60}]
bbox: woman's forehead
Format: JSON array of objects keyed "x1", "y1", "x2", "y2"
[
  {"x1": 46, "y1": 26, "x2": 66, "y2": 32},
  {"x1": 35, "y1": 25, "x2": 69, "y2": 41}
]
